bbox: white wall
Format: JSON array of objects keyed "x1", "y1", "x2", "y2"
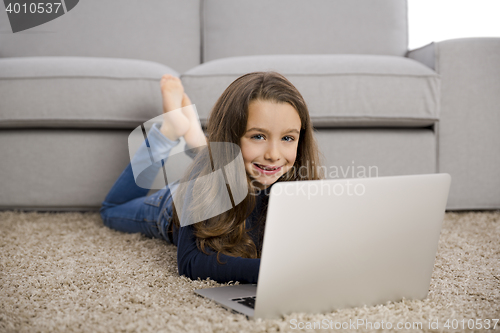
[{"x1": 408, "y1": 0, "x2": 500, "y2": 49}]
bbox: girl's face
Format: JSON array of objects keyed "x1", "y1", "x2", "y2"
[{"x1": 240, "y1": 99, "x2": 301, "y2": 189}]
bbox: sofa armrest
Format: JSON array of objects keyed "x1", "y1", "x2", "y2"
[{"x1": 409, "y1": 38, "x2": 500, "y2": 209}]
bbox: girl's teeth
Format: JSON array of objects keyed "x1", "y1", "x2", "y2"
[{"x1": 258, "y1": 164, "x2": 278, "y2": 171}]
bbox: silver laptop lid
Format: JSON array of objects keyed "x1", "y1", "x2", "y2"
[{"x1": 254, "y1": 173, "x2": 451, "y2": 319}]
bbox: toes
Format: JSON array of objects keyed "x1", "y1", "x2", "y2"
[
  {"x1": 161, "y1": 74, "x2": 179, "y2": 84},
  {"x1": 160, "y1": 75, "x2": 184, "y2": 92},
  {"x1": 161, "y1": 75, "x2": 182, "y2": 84}
]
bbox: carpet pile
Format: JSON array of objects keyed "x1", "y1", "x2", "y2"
[{"x1": 0, "y1": 210, "x2": 499, "y2": 332}]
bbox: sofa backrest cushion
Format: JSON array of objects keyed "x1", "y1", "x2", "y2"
[
  {"x1": 203, "y1": 0, "x2": 408, "y2": 62},
  {"x1": 0, "y1": 0, "x2": 201, "y2": 73},
  {"x1": 181, "y1": 55, "x2": 439, "y2": 128}
]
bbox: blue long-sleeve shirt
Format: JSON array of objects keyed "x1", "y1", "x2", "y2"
[{"x1": 172, "y1": 187, "x2": 269, "y2": 284}]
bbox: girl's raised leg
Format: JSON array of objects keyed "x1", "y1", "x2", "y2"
[
  {"x1": 159, "y1": 75, "x2": 191, "y2": 142},
  {"x1": 102, "y1": 74, "x2": 187, "y2": 207},
  {"x1": 181, "y1": 93, "x2": 207, "y2": 150},
  {"x1": 99, "y1": 74, "x2": 191, "y2": 240}
]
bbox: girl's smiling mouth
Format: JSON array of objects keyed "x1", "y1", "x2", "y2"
[{"x1": 253, "y1": 163, "x2": 283, "y2": 175}]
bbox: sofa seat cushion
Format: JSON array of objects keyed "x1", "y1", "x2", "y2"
[
  {"x1": 182, "y1": 55, "x2": 440, "y2": 127},
  {"x1": 0, "y1": 57, "x2": 177, "y2": 129}
]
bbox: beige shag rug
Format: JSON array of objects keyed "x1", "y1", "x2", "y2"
[{"x1": 0, "y1": 210, "x2": 499, "y2": 333}]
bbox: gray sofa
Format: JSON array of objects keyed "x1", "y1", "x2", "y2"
[{"x1": 0, "y1": 0, "x2": 498, "y2": 211}]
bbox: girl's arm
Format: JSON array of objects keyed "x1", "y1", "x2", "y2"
[{"x1": 176, "y1": 224, "x2": 260, "y2": 284}]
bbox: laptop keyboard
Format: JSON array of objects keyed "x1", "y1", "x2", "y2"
[{"x1": 231, "y1": 296, "x2": 256, "y2": 309}]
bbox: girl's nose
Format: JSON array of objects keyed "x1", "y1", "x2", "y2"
[{"x1": 264, "y1": 143, "x2": 281, "y2": 162}]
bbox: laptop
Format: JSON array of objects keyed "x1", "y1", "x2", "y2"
[{"x1": 195, "y1": 173, "x2": 451, "y2": 319}]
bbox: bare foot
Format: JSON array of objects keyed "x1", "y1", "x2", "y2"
[
  {"x1": 159, "y1": 75, "x2": 190, "y2": 141},
  {"x1": 181, "y1": 93, "x2": 207, "y2": 150}
]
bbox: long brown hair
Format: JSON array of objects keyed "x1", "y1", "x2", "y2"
[{"x1": 171, "y1": 71, "x2": 323, "y2": 262}]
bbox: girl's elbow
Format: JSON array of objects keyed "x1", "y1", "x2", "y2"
[
  {"x1": 177, "y1": 257, "x2": 195, "y2": 280},
  {"x1": 177, "y1": 256, "x2": 210, "y2": 281}
]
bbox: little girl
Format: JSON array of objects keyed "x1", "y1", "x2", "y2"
[{"x1": 100, "y1": 72, "x2": 323, "y2": 284}]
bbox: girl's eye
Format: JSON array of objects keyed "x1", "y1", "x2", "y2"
[
  {"x1": 282, "y1": 136, "x2": 295, "y2": 142},
  {"x1": 251, "y1": 134, "x2": 265, "y2": 140}
]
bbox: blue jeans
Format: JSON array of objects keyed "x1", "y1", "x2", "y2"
[
  {"x1": 99, "y1": 162, "x2": 173, "y2": 242},
  {"x1": 99, "y1": 123, "x2": 181, "y2": 243}
]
